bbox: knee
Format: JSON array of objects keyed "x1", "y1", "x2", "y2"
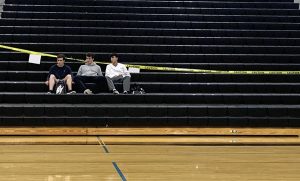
[
  {"x1": 65, "y1": 74, "x2": 72, "y2": 80},
  {"x1": 49, "y1": 74, "x2": 56, "y2": 80}
]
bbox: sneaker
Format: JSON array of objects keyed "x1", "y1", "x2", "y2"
[
  {"x1": 113, "y1": 89, "x2": 119, "y2": 94},
  {"x1": 123, "y1": 91, "x2": 128, "y2": 94},
  {"x1": 84, "y1": 89, "x2": 93, "y2": 94},
  {"x1": 67, "y1": 90, "x2": 76, "y2": 94},
  {"x1": 46, "y1": 91, "x2": 53, "y2": 94}
]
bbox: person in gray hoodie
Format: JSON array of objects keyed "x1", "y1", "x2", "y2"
[{"x1": 74, "y1": 53, "x2": 107, "y2": 94}]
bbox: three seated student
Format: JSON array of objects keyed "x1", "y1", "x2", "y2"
[
  {"x1": 46, "y1": 53, "x2": 131, "y2": 95},
  {"x1": 45, "y1": 54, "x2": 76, "y2": 94},
  {"x1": 73, "y1": 52, "x2": 107, "y2": 94},
  {"x1": 105, "y1": 53, "x2": 131, "y2": 94}
]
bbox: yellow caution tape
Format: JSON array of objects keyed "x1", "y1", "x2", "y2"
[{"x1": 1, "y1": 44, "x2": 300, "y2": 75}]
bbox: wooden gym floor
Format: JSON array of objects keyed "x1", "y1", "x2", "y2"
[{"x1": 0, "y1": 136, "x2": 300, "y2": 181}]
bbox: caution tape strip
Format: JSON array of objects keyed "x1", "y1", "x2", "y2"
[{"x1": 1, "y1": 44, "x2": 300, "y2": 75}]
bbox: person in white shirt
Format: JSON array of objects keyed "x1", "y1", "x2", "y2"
[
  {"x1": 105, "y1": 53, "x2": 131, "y2": 94},
  {"x1": 74, "y1": 53, "x2": 107, "y2": 94}
]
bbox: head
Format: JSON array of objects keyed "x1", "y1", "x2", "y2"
[
  {"x1": 110, "y1": 53, "x2": 118, "y2": 65},
  {"x1": 85, "y1": 52, "x2": 94, "y2": 65},
  {"x1": 56, "y1": 54, "x2": 65, "y2": 67}
]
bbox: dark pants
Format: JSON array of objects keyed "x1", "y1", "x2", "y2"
[{"x1": 74, "y1": 76, "x2": 108, "y2": 93}]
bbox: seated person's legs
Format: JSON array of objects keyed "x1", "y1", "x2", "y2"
[
  {"x1": 46, "y1": 74, "x2": 57, "y2": 93},
  {"x1": 106, "y1": 76, "x2": 116, "y2": 92},
  {"x1": 63, "y1": 74, "x2": 76, "y2": 94},
  {"x1": 74, "y1": 76, "x2": 107, "y2": 94},
  {"x1": 92, "y1": 76, "x2": 108, "y2": 93},
  {"x1": 46, "y1": 74, "x2": 75, "y2": 94},
  {"x1": 106, "y1": 75, "x2": 123, "y2": 94},
  {"x1": 123, "y1": 76, "x2": 131, "y2": 93},
  {"x1": 74, "y1": 75, "x2": 89, "y2": 93},
  {"x1": 106, "y1": 75, "x2": 130, "y2": 94}
]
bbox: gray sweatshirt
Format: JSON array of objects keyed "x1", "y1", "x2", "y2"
[{"x1": 77, "y1": 63, "x2": 103, "y2": 76}]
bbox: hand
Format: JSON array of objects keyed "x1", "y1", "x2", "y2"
[{"x1": 113, "y1": 74, "x2": 122, "y2": 78}]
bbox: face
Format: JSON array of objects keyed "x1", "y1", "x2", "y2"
[
  {"x1": 85, "y1": 56, "x2": 94, "y2": 65},
  {"x1": 57, "y1": 57, "x2": 65, "y2": 67},
  {"x1": 111, "y1": 56, "x2": 118, "y2": 65}
]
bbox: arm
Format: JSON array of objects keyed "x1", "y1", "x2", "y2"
[
  {"x1": 45, "y1": 65, "x2": 55, "y2": 85},
  {"x1": 122, "y1": 64, "x2": 131, "y2": 77},
  {"x1": 66, "y1": 65, "x2": 73, "y2": 78},
  {"x1": 47, "y1": 65, "x2": 55, "y2": 80},
  {"x1": 77, "y1": 65, "x2": 82, "y2": 76},
  {"x1": 105, "y1": 65, "x2": 112, "y2": 78},
  {"x1": 97, "y1": 65, "x2": 103, "y2": 76}
]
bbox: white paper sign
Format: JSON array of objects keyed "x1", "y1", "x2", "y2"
[
  {"x1": 28, "y1": 54, "x2": 41, "y2": 64},
  {"x1": 128, "y1": 67, "x2": 140, "y2": 73}
]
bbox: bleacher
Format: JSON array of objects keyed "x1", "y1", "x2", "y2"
[{"x1": 1, "y1": 0, "x2": 300, "y2": 128}]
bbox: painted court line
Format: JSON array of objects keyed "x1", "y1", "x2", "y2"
[
  {"x1": 112, "y1": 162, "x2": 127, "y2": 181},
  {"x1": 97, "y1": 136, "x2": 127, "y2": 181},
  {"x1": 97, "y1": 136, "x2": 110, "y2": 153}
]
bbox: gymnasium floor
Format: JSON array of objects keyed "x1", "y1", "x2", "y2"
[{"x1": 0, "y1": 136, "x2": 300, "y2": 181}]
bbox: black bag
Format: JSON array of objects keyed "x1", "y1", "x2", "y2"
[
  {"x1": 55, "y1": 80, "x2": 67, "y2": 94},
  {"x1": 130, "y1": 84, "x2": 146, "y2": 94}
]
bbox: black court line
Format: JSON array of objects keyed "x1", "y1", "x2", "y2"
[{"x1": 97, "y1": 136, "x2": 127, "y2": 181}]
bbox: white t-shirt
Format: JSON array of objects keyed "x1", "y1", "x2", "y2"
[{"x1": 105, "y1": 63, "x2": 131, "y2": 78}]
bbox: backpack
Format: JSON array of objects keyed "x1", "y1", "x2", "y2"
[{"x1": 55, "y1": 80, "x2": 67, "y2": 94}]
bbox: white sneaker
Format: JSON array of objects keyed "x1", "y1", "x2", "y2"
[
  {"x1": 84, "y1": 89, "x2": 93, "y2": 94},
  {"x1": 67, "y1": 91, "x2": 76, "y2": 94},
  {"x1": 113, "y1": 89, "x2": 119, "y2": 94}
]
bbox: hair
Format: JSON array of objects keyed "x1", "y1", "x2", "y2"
[
  {"x1": 110, "y1": 53, "x2": 118, "y2": 58},
  {"x1": 57, "y1": 54, "x2": 65, "y2": 60},
  {"x1": 86, "y1": 52, "x2": 95, "y2": 59}
]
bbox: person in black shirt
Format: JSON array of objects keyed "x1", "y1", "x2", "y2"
[{"x1": 45, "y1": 54, "x2": 76, "y2": 94}]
